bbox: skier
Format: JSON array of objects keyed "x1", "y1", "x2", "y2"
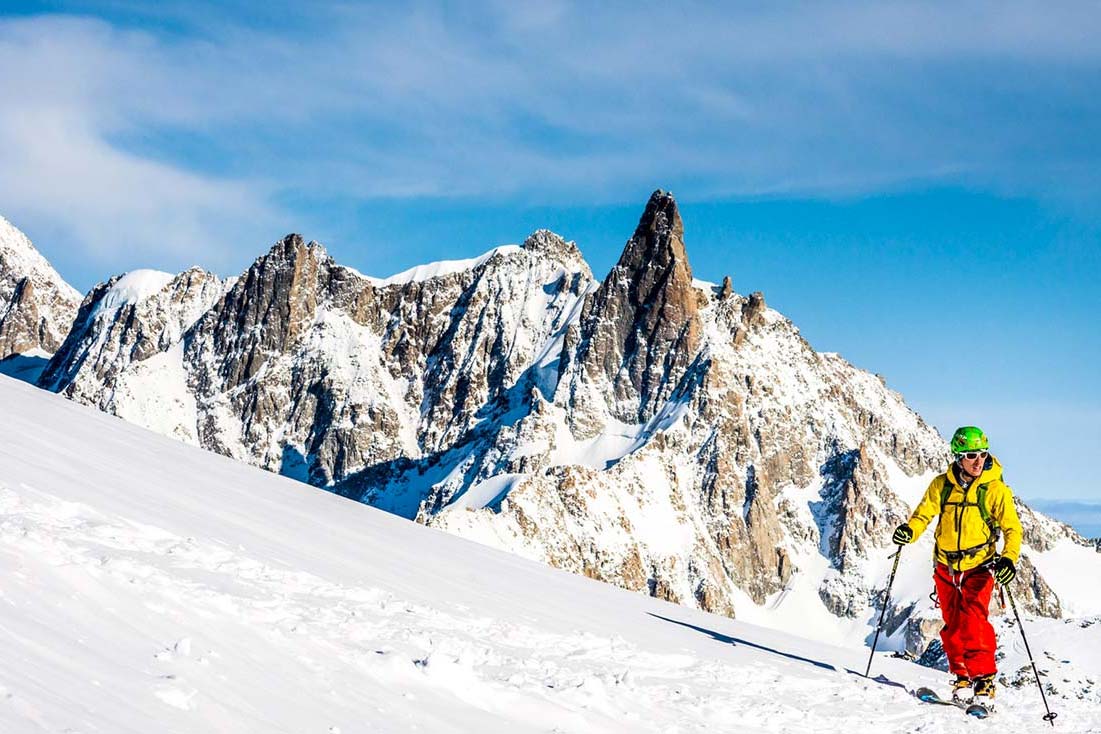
[{"x1": 891, "y1": 426, "x2": 1023, "y2": 707}]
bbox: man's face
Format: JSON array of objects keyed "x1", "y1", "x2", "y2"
[{"x1": 958, "y1": 451, "x2": 988, "y2": 477}]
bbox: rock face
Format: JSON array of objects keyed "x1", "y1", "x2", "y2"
[
  {"x1": 0, "y1": 216, "x2": 81, "y2": 361},
  {"x1": 557, "y1": 190, "x2": 701, "y2": 433},
  {"x1": 34, "y1": 191, "x2": 1101, "y2": 659}
]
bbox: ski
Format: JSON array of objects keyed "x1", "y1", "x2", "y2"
[
  {"x1": 915, "y1": 686, "x2": 964, "y2": 708},
  {"x1": 966, "y1": 702, "x2": 993, "y2": 719},
  {"x1": 915, "y1": 687, "x2": 994, "y2": 717}
]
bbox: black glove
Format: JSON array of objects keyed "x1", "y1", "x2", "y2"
[
  {"x1": 892, "y1": 523, "x2": 914, "y2": 545},
  {"x1": 993, "y1": 556, "x2": 1016, "y2": 585}
]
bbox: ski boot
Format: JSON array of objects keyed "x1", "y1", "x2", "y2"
[
  {"x1": 951, "y1": 675, "x2": 974, "y2": 703},
  {"x1": 972, "y1": 674, "x2": 996, "y2": 712}
]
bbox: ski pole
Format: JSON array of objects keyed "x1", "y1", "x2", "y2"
[
  {"x1": 1005, "y1": 585, "x2": 1058, "y2": 726},
  {"x1": 865, "y1": 547, "x2": 902, "y2": 678}
]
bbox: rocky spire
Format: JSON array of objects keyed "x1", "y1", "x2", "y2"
[{"x1": 558, "y1": 190, "x2": 702, "y2": 427}]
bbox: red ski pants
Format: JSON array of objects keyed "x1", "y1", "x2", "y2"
[{"x1": 934, "y1": 563, "x2": 996, "y2": 678}]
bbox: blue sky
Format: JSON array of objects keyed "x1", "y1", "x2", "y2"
[{"x1": 1, "y1": 2, "x2": 1099, "y2": 518}]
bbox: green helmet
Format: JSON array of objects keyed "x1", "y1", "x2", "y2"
[{"x1": 950, "y1": 426, "x2": 989, "y2": 454}]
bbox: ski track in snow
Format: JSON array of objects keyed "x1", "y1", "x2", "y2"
[
  {"x1": 0, "y1": 483, "x2": 877, "y2": 733},
  {"x1": 1, "y1": 376, "x2": 1099, "y2": 733},
  {"x1": 0, "y1": 483, "x2": 833, "y2": 733}
]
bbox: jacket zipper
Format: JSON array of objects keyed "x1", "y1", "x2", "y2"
[{"x1": 954, "y1": 484, "x2": 964, "y2": 571}]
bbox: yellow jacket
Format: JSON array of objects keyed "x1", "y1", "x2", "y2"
[{"x1": 906, "y1": 455, "x2": 1022, "y2": 571}]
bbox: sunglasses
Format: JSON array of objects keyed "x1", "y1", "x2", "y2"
[{"x1": 956, "y1": 451, "x2": 988, "y2": 461}]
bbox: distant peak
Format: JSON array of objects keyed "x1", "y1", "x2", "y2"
[
  {"x1": 246, "y1": 234, "x2": 329, "y2": 277},
  {"x1": 617, "y1": 189, "x2": 688, "y2": 277},
  {"x1": 97, "y1": 270, "x2": 176, "y2": 313},
  {"x1": 0, "y1": 214, "x2": 82, "y2": 303},
  {"x1": 272, "y1": 233, "x2": 324, "y2": 257},
  {"x1": 520, "y1": 230, "x2": 587, "y2": 271},
  {"x1": 364, "y1": 245, "x2": 523, "y2": 287}
]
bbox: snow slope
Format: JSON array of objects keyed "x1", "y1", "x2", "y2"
[{"x1": 1, "y1": 374, "x2": 1097, "y2": 733}]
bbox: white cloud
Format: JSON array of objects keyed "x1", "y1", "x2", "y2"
[
  {"x1": 1, "y1": 2, "x2": 1100, "y2": 274},
  {"x1": 0, "y1": 107, "x2": 274, "y2": 258},
  {"x1": 0, "y1": 16, "x2": 284, "y2": 276}
]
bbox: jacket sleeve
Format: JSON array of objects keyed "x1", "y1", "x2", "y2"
[
  {"x1": 990, "y1": 481, "x2": 1023, "y2": 563},
  {"x1": 906, "y1": 476, "x2": 943, "y2": 540}
]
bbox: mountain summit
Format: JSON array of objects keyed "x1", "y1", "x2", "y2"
[{"x1": 559, "y1": 189, "x2": 702, "y2": 431}]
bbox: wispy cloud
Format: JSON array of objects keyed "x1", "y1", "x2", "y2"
[
  {"x1": 1, "y1": 1, "x2": 1100, "y2": 276},
  {"x1": 0, "y1": 16, "x2": 283, "y2": 276}
]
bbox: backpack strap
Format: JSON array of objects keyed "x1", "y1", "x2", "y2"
[
  {"x1": 939, "y1": 477, "x2": 952, "y2": 512},
  {"x1": 976, "y1": 483, "x2": 998, "y2": 535},
  {"x1": 939, "y1": 476, "x2": 1000, "y2": 537}
]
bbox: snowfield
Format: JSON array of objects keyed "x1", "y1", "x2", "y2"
[{"x1": 1, "y1": 374, "x2": 1098, "y2": 733}]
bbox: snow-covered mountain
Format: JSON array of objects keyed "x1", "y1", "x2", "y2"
[
  {"x1": 0, "y1": 216, "x2": 81, "y2": 380},
  {"x1": 29, "y1": 191, "x2": 1101, "y2": 661},
  {"x1": 38, "y1": 267, "x2": 228, "y2": 442},
  {"x1": 3, "y1": 374, "x2": 1099, "y2": 733}
]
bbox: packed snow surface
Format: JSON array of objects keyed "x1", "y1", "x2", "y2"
[{"x1": 1, "y1": 375, "x2": 1098, "y2": 733}]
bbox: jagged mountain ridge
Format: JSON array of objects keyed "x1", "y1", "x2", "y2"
[
  {"x1": 36, "y1": 227, "x2": 592, "y2": 484},
  {"x1": 20, "y1": 192, "x2": 1101, "y2": 657},
  {"x1": 0, "y1": 216, "x2": 81, "y2": 365}
]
